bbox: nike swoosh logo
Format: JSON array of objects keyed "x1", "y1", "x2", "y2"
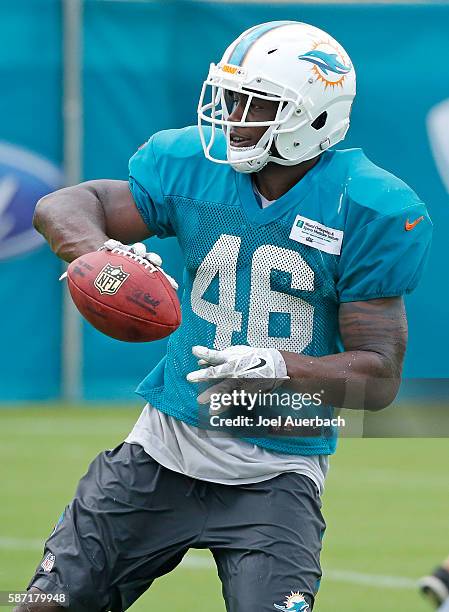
[
  {"x1": 405, "y1": 216, "x2": 424, "y2": 231},
  {"x1": 244, "y1": 358, "x2": 267, "y2": 372}
]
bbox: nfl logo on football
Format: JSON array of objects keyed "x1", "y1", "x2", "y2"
[
  {"x1": 94, "y1": 263, "x2": 130, "y2": 295},
  {"x1": 41, "y1": 552, "x2": 56, "y2": 573}
]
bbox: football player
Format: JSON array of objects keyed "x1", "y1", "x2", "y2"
[
  {"x1": 420, "y1": 561, "x2": 449, "y2": 609},
  {"x1": 17, "y1": 21, "x2": 431, "y2": 612}
]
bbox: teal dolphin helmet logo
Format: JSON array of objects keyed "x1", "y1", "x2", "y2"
[
  {"x1": 298, "y1": 40, "x2": 352, "y2": 89},
  {"x1": 299, "y1": 50, "x2": 351, "y2": 76}
]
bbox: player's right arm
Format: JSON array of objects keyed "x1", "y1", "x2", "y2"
[{"x1": 33, "y1": 179, "x2": 152, "y2": 263}]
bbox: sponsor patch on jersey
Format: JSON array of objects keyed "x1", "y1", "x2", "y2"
[
  {"x1": 41, "y1": 552, "x2": 56, "y2": 573},
  {"x1": 289, "y1": 215, "x2": 344, "y2": 255}
]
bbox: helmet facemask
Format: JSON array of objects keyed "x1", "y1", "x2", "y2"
[{"x1": 197, "y1": 63, "x2": 303, "y2": 173}]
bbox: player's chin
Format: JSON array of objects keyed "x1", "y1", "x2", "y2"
[{"x1": 229, "y1": 145, "x2": 258, "y2": 154}]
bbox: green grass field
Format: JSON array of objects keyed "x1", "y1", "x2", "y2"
[{"x1": 1, "y1": 405, "x2": 448, "y2": 611}]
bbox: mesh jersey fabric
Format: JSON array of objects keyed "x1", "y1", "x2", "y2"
[{"x1": 129, "y1": 126, "x2": 432, "y2": 456}]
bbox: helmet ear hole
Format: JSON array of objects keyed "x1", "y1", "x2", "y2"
[{"x1": 311, "y1": 111, "x2": 328, "y2": 130}]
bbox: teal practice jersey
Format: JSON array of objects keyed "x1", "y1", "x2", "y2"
[{"x1": 129, "y1": 126, "x2": 432, "y2": 455}]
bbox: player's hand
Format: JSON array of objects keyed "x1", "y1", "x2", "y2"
[
  {"x1": 187, "y1": 345, "x2": 289, "y2": 406},
  {"x1": 187, "y1": 345, "x2": 288, "y2": 382},
  {"x1": 100, "y1": 239, "x2": 179, "y2": 290},
  {"x1": 59, "y1": 239, "x2": 179, "y2": 290}
]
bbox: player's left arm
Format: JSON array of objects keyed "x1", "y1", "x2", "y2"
[
  {"x1": 281, "y1": 296, "x2": 407, "y2": 411},
  {"x1": 188, "y1": 297, "x2": 407, "y2": 412}
]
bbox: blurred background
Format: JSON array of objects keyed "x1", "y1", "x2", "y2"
[{"x1": 1, "y1": 1, "x2": 448, "y2": 610}]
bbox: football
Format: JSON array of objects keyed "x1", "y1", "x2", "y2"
[{"x1": 67, "y1": 248, "x2": 181, "y2": 342}]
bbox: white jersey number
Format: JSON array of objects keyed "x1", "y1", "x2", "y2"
[{"x1": 191, "y1": 234, "x2": 314, "y2": 352}]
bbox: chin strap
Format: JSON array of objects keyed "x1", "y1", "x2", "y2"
[{"x1": 226, "y1": 124, "x2": 276, "y2": 174}]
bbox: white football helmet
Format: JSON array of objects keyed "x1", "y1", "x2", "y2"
[{"x1": 197, "y1": 21, "x2": 356, "y2": 173}]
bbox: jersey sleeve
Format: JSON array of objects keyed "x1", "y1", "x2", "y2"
[
  {"x1": 337, "y1": 202, "x2": 432, "y2": 302},
  {"x1": 128, "y1": 136, "x2": 175, "y2": 238}
]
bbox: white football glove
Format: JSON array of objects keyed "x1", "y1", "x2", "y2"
[
  {"x1": 60, "y1": 239, "x2": 178, "y2": 289},
  {"x1": 100, "y1": 238, "x2": 163, "y2": 265},
  {"x1": 187, "y1": 345, "x2": 288, "y2": 382},
  {"x1": 187, "y1": 345, "x2": 289, "y2": 406},
  {"x1": 100, "y1": 239, "x2": 178, "y2": 290}
]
